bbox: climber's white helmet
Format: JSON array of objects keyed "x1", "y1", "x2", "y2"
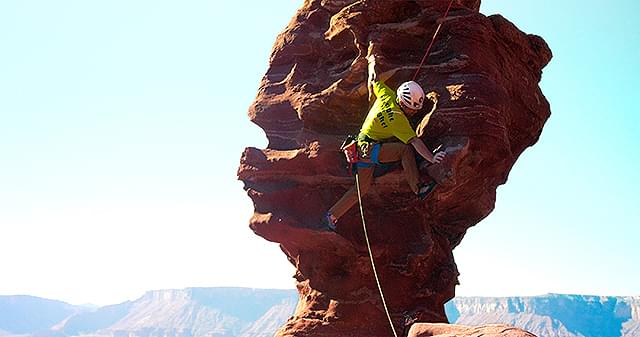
[{"x1": 397, "y1": 81, "x2": 425, "y2": 110}]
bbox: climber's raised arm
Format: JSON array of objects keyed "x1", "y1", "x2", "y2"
[
  {"x1": 368, "y1": 54, "x2": 379, "y2": 82},
  {"x1": 367, "y1": 53, "x2": 380, "y2": 101}
]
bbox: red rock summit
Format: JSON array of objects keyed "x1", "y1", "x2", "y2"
[{"x1": 238, "y1": 1, "x2": 551, "y2": 336}]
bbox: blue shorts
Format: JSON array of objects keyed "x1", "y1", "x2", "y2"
[{"x1": 355, "y1": 143, "x2": 381, "y2": 168}]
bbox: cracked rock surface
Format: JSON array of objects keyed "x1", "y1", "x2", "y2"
[{"x1": 238, "y1": 1, "x2": 551, "y2": 336}]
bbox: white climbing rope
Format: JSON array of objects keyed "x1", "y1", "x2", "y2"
[
  {"x1": 355, "y1": 171, "x2": 399, "y2": 337},
  {"x1": 352, "y1": 2, "x2": 456, "y2": 334}
]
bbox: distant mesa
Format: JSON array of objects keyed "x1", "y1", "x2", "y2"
[
  {"x1": 0, "y1": 288, "x2": 297, "y2": 337},
  {"x1": 1, "y1": 290, "x2": 639, "y2": 337},
  {"x1": 0, "y1": 295, "x2": 81, "y2": 334}
]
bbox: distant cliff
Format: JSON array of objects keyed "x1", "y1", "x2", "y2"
[
  {"x1": 446, "y1": 294, "x2": 640, "y2": 337},
  {"x1": 0, "y1": 288, "x2": 296, "y2": 337},
  {"x1": 2, "y1": 290, "x2": 638, "y2": 337},
  {"x1": 0, "y1": 295, "x2": 82, "y2": 334}
]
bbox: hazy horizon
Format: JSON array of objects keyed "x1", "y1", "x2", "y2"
[{"x1": 3, "y1": 287, "x2": 638, "y2": 307}]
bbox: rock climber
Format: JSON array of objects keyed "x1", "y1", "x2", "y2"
[{"x1": 323, "y1": 50, "x2": 446, "y2": 231}]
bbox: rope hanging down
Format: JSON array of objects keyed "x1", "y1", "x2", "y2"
[
  {"x1": 412, "y1": 0, "x2": 455, "y2": 81},
  {"x1": 354, "y1": 3, "x2": 456, "y2": 336},
  {"x1": 355, "y1": 171, "x2": 399, "y2": 337}
]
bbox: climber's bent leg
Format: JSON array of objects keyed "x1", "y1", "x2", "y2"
[
  {"x1": 328, "y1": 166, "x2": 374, "y2": 220},
  {"x1": 377, "y1": 142, "x2": 421, "y2": 194}
]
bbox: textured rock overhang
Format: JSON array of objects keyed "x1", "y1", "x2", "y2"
[{"x1": 237, "y1": 1, "x2": 551, "y2": 337}]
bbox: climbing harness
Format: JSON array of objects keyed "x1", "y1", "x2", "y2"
[
  {"x1": 340, "y1": 135, "x2": 381, "y2": 174},
  {"x1": 352, "y1": 2, "x2": 456, "y2": 336},
  {"x1": 412, "y1": 0, "x2": 455, "y2": 81},
  {"x1": 355, "y1": 170, "x2": 399, "y2": 337}
]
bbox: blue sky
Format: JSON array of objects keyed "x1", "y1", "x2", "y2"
[{"x1": 0, "y1": 0, "x2": 637, "y2": 305}]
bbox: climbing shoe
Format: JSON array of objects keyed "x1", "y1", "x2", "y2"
[
  {"x1": 417, "y1": 181, "x2": 437, "y2": 200},
  {"x1": 322, "y1": 212, "x2": 337, "y2": 232}
]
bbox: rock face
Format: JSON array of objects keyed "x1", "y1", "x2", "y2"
[
  {"x1": 407, "y1": 323, "x2": 536, "y2": 337},
  {"x1": 238, "y1": 1, "x2": 552, "y2": 336}
]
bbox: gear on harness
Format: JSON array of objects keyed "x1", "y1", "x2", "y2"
[
  {"x1": 340, "y1": 134, "x2": 358, "y2": 171},
  {"x1": 339, "y1": 134, "x2": 381, "y2": 174}
]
